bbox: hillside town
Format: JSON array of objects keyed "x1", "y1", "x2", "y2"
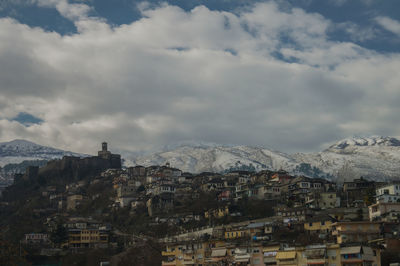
[{"x1": 1, "y1": 142, "x2": 400, "y2": 266}]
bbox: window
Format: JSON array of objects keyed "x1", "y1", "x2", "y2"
[
  {"x1": 309, "y1": 222, "x2": 313, "y2": 226},
  {"x1": 321, "y1": 221, "x2": 325, "y2": 225}
]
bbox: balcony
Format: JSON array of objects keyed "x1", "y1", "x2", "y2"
[
  {"x1": 161, "y1": 260, "x2": 177, "y2": 266},
  {"x1": 162, "y1": 251, "x2": 177, "y2": 256}
]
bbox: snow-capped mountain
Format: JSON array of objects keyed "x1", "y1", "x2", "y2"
[
  {"x1": 124, "y1": 143, "x2": 297, "y2": 174},
  {"x1": 293, "y1": 136, "x2": 400, "y2": 181},
  {"x1": 126, "y1": 136, "x2": 400, "y2": 181},
  {"x1": 0, "y1": 139, "x2": 86, "y2": 167},
  {"x1": 2, "y1": 136, "x2": 400, "y2": 181}
]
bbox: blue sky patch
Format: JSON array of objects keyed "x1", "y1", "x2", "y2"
[{"x1": 11, "y1": 112, "x2": 44, "y2": 126}]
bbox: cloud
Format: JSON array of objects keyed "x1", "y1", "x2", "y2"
[
  {"x1": 35, "y1": 0, "x2": 92, "y2": 21},
  {"x1": 0, "y1": 1, "x2": 399, "y2": 154},
  {"x1": 375, "y1": 16, "x2": 400, "y2": 36}
]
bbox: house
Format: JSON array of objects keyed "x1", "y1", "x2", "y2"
[
  {"x1": 67, "y1": 194, "x2": 84, "y2": 210},
  {"x1": 286, "y1": 176, "x2": 326, "y2": 205},
  {"x1": 205, "y1": 206, "x2": 229, "y2": 219},
  {"x1": 276, "y1": 249, "x2": 297, "y2": 265},
  {"x1": 24, "y1": 233, "x2": 50, "y2": 244},
  {"x1": 117, "y1": 184, "x2": 136, "y2": 198},
  {"x1": 250, "y1": 245, "x2": 264, "y2": 266},
  {"x1": 127, "y1": 165, "x2": 146, "y2": 179},
  {"x1": 235, "y1": 183, "x2": 249, "y2": 199},
  {"x1": 205, "y1": 247, "x2": 228, "y2": 264},
  {"x1": 115, "y1": 196, "x2": 136, "y2": 208},
  {"x1": 270, "y1": 171, "x2": 293, "y2": 184},
  {"x1": 325, "y1": 207, "x2": 369, "y2": 222},
  {"x1": 224, "y1": 227, "x2": 247, "y2": 239},
  {"x1": 259, "y1": 184, "x2": 281, "y2": 199},
  {"x1": 343, "y1": 177, "x2": 377, "y2": 205},
  {"x1": 205, "y1": 177, "x2": 225, "y2": 191},
  {"x1": 233, "y1": 247, "x2": 251, "y2": 264},
  {"x1": 304, "y1": 215, "x2": 336, "y2": 235},
  {"x1": 305, "y1": 191, "x2": 339, "y2": 209},
  {"x1": 369, "y1": 202, "x2": 400, "y2": 221},
  {"x1": 331, "y1": 221, "x2": 381, "y2": 244},
  {"x1": 154, "y1": 184, "x2": 176, "y2": 195},
  {"x1": 375, "y1": 182, "x2": 400, "y2": 203},
  {"x1": 218, "y1": 190, "x2": 231, "y2": 201},
  {"x1": 68, "y1": 228, "x2": 109, "y2": 248},
  {"x1": 263, "y1": 244, "x2": 280, "y2": 265},
  {"x1": 275, "y1": 206, "x2": 313, "y2": 222},
  {"x1": 275, "y1": 244, "x2": 380, "y2": 266},
  {"x1": 247, "y1": 222, "x2": 271, "y2": 238},
  {"x1": 340, "y1": 246, "x2": 380, "y2": 266}
]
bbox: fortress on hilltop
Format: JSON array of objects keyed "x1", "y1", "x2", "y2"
[{"x1": 18, "y1": 142, "x2": 121, "y2": 183}]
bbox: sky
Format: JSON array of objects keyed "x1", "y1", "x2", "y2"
[{"x1": 0, "y1": 0, "x2": 400, "y2": 155}]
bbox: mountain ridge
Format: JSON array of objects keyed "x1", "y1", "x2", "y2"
[
  {"x1": 0, "y1": 139, "x2": 87, "y2": 167},
  {"x1": 1, "y1": 136, "x2": 400, "y2": 181}
]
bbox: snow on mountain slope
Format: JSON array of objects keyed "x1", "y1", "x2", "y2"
[
  {"x1": 292, "y1": 136, "x2": 400, "y2": 180},
  {"x1": 3, "y1": 136, "x2": 400, "y2": 181},
  {"x1": 125, "y1": 143, "x2": 297, "y2": 174},
  {"x1": 126, "y1": 136, "x2": 400, "y2": 180},
  {"x1": 0, "y1": 139, "x2": 86, "y2": 167}
]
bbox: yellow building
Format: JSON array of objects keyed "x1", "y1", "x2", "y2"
[
  {"x1": 204, "y1": 206, "x2": 229, "y2": 219},
  {"x1": 68, "y1": 228, "x2": 108, "y2": 248},
  {"x1": 161, "y1": 241, "x2": 381, "y2": 266},
  {"x1": 224, "y1": 228, "x2": 247, "y2": 239},
  {"x1": 276, "y1": 250, "x2": 297, "y2": 265},
  {"x1": 162, "y1": 241, "x2": 207, "y2": 266},
  {"x1": 304, "y1": 218, "x2": 333, "y2": 233},
  {"x1": 275, "y1": 244, "x2": 379, "y2": 266},
  {"x1": 263, "y1": 245, "x2": 280, "y2": 265}
]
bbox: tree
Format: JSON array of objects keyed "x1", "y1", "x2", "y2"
[
  {"x1": 51, "y1": 224, "x2": 68, "y2": 246},
  {"x1": 356, "y1": 208, "x2": 363, "y2": 221},
  {"x1": 0, "y1": 236, "x2": 29, "y2": 266}
]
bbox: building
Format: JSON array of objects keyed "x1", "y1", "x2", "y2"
[
  {"x1": 67, "y1": 194, "x2": 84, "y2": 210},
  {"x1": 24, "y1": 233, "x2": 50, "y2": 244},
  {"x1": 340, "y1": 246, "x2": 380, "y2": 266},
  {"x1": 306, "y1": 191, "x2": 339, "y2": 209},
  {"x1": 97, "y1": 142, "x2": 121, "y2": 169},
  {"x1": 331, "y1": 221, "x2": 381, "y2": 244},
  {"x1": 375, "y1": 183, "x2": 400, "y2": 203},
  {"x1": 304, "y1": 215, "x2": 335, "y2": 235},
  {"x1": 343, "y1": 177, "x2": 376, "y2": 206},
  {"x1": 369, "y1": 202, "x2": 400, "y2": 221},
  {"x1": 68, "y1": 228, "x2": 109, "y2": 248}
]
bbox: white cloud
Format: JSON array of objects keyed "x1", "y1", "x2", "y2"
[
  {"x1": 36, "y1": 0, "x2": 91, "y2": 21},
  {"x1": 375, "y1": 16, "x2": 400, "y2": 36},
  {"x1": 0, "y1": 1, "x2": 399, "y2": 154}
]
